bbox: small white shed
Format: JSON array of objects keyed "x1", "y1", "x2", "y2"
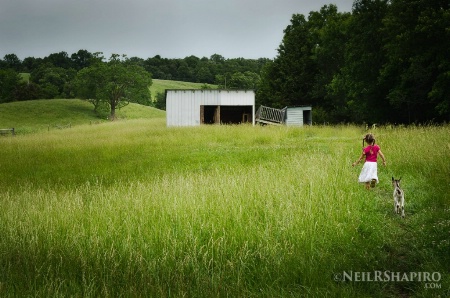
[
  {"x1": 166, "y1": 89, "x2": 255, "y2": 126},
  {"x1": 284, "y1": 106, "x2": 312, "y2": 126}
]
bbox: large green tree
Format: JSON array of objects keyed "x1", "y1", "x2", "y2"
[
  {"x1": 328, "y1": 0, "x2": 389, "y2": 123},
  {"x1": 308, "y1": 5, "x2": 351, "y2": 122},
  {"x1": 255, "y1": 13, "x2": 315, "y2": 109},
  {"x1": 261, "y1": 0, "x2": 449, "y2": 124},
  {"x1": 380, "y1": 0, "x2": 450, "y2": 122},
  {"x1": 74, "y1": 54, "x2": 152, "y2": 120},
  {"x1": 256, "y1": 60, "x2": 285, "y2": 108},
  {"x1": 257, "y1": 5, "x2": 350, "y2": 115},
  {"x1": 277, "y1": 13, "x2": 316, "y2": 106}
]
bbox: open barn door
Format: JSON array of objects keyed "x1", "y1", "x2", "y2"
[{"x1": 201, "y1": 105, "x2": 252, "y2": 124}]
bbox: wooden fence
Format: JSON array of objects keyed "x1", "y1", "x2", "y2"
[
  {"x1": 255, "y1": 106, "x2": 286, "y2": 125},
  {"x1": 0, "y1": 128, "x2": 15, "y2": 136}
]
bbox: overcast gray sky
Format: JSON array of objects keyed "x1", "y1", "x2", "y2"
[{"x1": 1, "y1": 0, "x2": 354, "y2": 60}]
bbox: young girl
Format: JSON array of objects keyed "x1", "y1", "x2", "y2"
[{"x1": 352, "y1": 133, "x2": 386, "y2": 189}]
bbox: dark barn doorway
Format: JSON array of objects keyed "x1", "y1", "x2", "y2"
[
  {"x1": 201, "y1": 105, "x2": 253, "y2": 124},
  {"x1": 201, "y1": 106, "x2": 219, "y2": 124}
]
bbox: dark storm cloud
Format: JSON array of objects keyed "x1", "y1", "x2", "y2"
[{"x1": 0, "y1": 0, "x2": 354, "y2": 60}]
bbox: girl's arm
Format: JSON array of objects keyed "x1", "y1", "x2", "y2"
[
  {"x1": 352, "y1": 152, "x2": 365, "y2": 167},
  {"x1": 378, "y1": 150, "x2": 386, "y2": 166}
]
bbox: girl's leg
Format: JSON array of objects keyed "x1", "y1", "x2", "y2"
[{"x1": 365, "y1": 182, "x2": 370, "y2": 190}]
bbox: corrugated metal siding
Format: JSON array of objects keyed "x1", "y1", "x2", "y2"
[
  {"x1": 220, "y1": 90, "x2": 254, "y2": 106},
  {"x1": 166, "y1": 90, "x2": 255, "y2": 126},
  {"x1": 166, "y1": 90, "x2": 199, "y2": 126},
  {"x1": 286, "y1": 108, "x2": 304, "y2": 126},
  {"x1": 285, "y1": 106, "x2": 312, "y2": 126}
]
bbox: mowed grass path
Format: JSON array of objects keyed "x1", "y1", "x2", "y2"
[{"x1": 0, "y1": 120, "x2": 449, "y2": 297}]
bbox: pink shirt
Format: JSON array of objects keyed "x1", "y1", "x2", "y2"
[{"x1": 363, "y1": 145, "x2": 380, "y2": 162}]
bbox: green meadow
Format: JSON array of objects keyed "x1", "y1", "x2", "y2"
[
  {"x1": 0, "y1": 100, "x2": 449, "y2": 297},
  {"x1": 0, "y1": 99, "x2": 165, "y2": 134}
]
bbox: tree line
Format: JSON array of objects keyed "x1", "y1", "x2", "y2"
[
  {"x1": 258, "y1": 0, "x2": 449, "y2": 124},
  {"x1": 1, "y1": 0, "x2": 448, "y2": 124},
  {"x1": 0, "y1": 51, "x2": 268, "y2": 103}
]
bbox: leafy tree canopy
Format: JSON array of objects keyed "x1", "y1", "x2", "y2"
[
  {"x1": 74, "y1": 54, "x2": 152, "y2": 120},
  {"x1": 258, "y1": 0, "x2": 449, "y2": 123},
  {"x1": 0, "y1": 69, "x2": 21, "y2": 103}
]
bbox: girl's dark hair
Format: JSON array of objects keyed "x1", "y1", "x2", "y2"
[
  {"x1": 364, "y1": 133, "x2": 375, "y2": 144},
  {"x1": 363, "y1": 133, "x2": 376, "y2": 154}
]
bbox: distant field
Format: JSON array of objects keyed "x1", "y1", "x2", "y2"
[
  {"x1": 19, "y1": 72, "x2": 30, "y2": 83},
  {"x1": 16, "y1": 74, "x2": 216, "y2": 102},
  {"x1": 0, "y1": 77, "x2": 216, "y2": 133},
  {"x1": 150, "y1": 79, "x2": 217, "y2": 101},
  {"x1": 0, "y1": 99, "x2": 165, "y2": 134}
]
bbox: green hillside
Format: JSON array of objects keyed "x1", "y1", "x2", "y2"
[
  {"x1": 150, "y1": 79, "x2": 217, "y2": 101},
  {"x1": 12, "y1": 75, "x2": 215, "y2": 103},
  {"x1": 0, "y1": 78, "x2": 215, "y2": 134},
  {"x1": 19, "y1": 72, "x2": 30, "y2": 83},
  {"x1": 0, "y1": 99, "x2": 165, "y2": 134}
]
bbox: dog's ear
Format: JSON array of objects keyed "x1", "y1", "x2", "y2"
[
  {"x1": 399, "y1": 177, "x2": 402, "y2": 181},
  {"x1": 392, "y1": 177, "x2": 394, "y2": 181}
]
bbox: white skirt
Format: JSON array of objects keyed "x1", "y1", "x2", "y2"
[{"x1": 358, "y1": 161, "x2": 378, "y2": 183}]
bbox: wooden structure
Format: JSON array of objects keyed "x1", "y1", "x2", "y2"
[
  {"x1": 0, "y1": 128, "x2": 15, "y2": 136},
  {"x1": 255, "y1": 105, "x2": 312, "y2": 126},
  {"x1": 255, "y1": 106, "x2": 286, "y2": 125},
  {"x1": 166, "y1": 89, "x2": 255, "y2": 126},
  {"x1": 284, "y1": 106, "x2": 312, "y2": 126}
]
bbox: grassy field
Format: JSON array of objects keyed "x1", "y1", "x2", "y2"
[
  {"x1": 0, "y1": 99, "x2": 165, "y2": 134},
  {"x1": 0, "y1": 100, "x2": 449, "y2": 297},
  {"x1": 19, "y1": 73, "x2": 30, "y2": 83}
]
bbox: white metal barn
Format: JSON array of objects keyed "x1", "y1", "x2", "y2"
[{"x1": 166, "y1": 89, "x2": 255, "y2": 126}]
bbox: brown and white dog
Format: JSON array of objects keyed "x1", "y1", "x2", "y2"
[{"x1": 392, "y1": 177, "x2": 405, "y2": 218}]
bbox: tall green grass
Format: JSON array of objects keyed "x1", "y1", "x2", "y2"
[{"x1": 0, "y1": 121, "x2": 449, "y2": 297}]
